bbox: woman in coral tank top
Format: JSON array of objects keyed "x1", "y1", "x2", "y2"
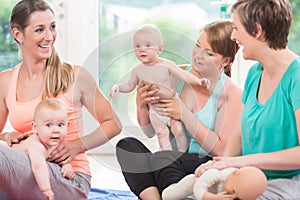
[{"x1": 0, "y1": 0, "x2": 121, "y2": 199}]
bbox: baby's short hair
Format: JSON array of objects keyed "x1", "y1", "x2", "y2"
[
  {"x1": 134, "y1": 24, "x2": 163, "y2": 46},
  {"x1": 34, "y1": 99, "x2": 66, "y2": 121}
]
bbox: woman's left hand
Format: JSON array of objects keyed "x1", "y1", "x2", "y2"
[
  {"x1": 194, "y1": 156, "x2": 248, "y2": 177},
  {"x1": 48, "y1": 139, "x2": 82, "y2": 165},
  {"x1": 154, "y1": 98, "x2": 183, "y2": 121}
]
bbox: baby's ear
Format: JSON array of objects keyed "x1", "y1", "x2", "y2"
[
  {"x1": 31, "y1": 122, "x2": 37, "y2": 133},
  {"x1": 158, "y1": 44, "x2": 164, "y2": 53}
]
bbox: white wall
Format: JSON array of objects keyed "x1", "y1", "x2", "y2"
[
  {"x1": 53, "y1": 0, "x2": 99, "y2": 70},
  {"x1": 231, "y1": 49, "x2": 255, "y2": 88}
]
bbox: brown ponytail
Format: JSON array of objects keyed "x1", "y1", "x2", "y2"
[
  {"x1": 44, "y1": 49, "x2": 74, "y2": 98},
  {"x1": 201, "y1": 20, "x2": 239, "y2": 77},
  {"x1": 10, "y1": 0, "x2": 74, "y2": 98}
]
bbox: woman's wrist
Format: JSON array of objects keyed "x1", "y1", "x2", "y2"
[
  {"x1": 0, "y1": 133, "x2": 5, "y2": 141},
  {"x1": 137, "y1": 99, "x2": 149, "y2": 116},
  {"x1": 70, "y1": 138, "x2": 87, "y2": 154},
  {"x1": 178, "y1": 98, "x2": 188, "y2": 121},
  {"x1": 78, "y1": 138, "x2": 88, "y2": 153}
]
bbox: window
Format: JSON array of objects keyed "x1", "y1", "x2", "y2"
[
  {"x1": 0, "y1": 0, "x2": 20, "y2": 71},
  {"x1": 99, "y1": 0, "x2": 221, "y2": 114}
]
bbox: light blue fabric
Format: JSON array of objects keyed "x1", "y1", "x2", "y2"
[
  {"x1": 241, "y1": 57, "x2": 300, "y2": 180},
  {"x1": 88, "y1": 188, "x2": 138, "y2": 200},
  {"x1": 176, "y1": 65, "x2": 226, "y2": 155}
]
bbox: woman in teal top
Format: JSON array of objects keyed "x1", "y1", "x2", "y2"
[
  {"x1": 116, "y1": 20, "x2": 243, "y2": 200},
  {"x1": 196, "y1": 1, "x2": 300, "y2": 199},
  {"x1": 242, "y1": 60, "x2": 300, "y2": 180},
  {"x1": 176, "y1": 66, "x2": 227, "y2": 155}
]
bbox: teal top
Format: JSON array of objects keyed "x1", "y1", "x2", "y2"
[
  {"x1": 241, "y1": 58, "x2": 300, "y2": 180},
  {"x1": 176, "y1": 65, "x2": 226, "y2": 155}
]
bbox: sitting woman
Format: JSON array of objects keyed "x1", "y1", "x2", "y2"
[
  {"x1": 0, "y1": 0, "x2": 121, "y2": 199},
  {"x1": 195, "y1": 0, "x2": 300, "y2": 199},
  {"x1": 116, "y1": 20, "x2": 243, "y2": 200}
]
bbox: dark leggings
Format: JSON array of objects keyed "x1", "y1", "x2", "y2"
[{"x1": 116, "y1": 137, "x2": 211, "y2": 197}]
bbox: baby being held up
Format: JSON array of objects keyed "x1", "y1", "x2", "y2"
[{"x1": 110, "y1": 24, "x2": 209, "y2": 152}]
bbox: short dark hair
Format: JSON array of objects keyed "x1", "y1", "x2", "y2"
[{"x1": 231, "y1": 0, "x2": 292, "y2": 50}]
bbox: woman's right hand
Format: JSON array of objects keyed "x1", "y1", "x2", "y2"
[
  {"x1": 136, "y1": 82, "x2": 159, "y2": 130},
  {"x1": 3, "y1": 131, "x2": 27, "y2": 147},
  {"x1": 136, "y1": 82, "x2": 159, "y2": 108},
  {"x1": 154, "y1": 98, "x2": 183, "y2": 121}
]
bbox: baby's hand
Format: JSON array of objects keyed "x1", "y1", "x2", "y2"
[
  {"x1": 42, "y1": 189, "x2": 54, "y2": 200},
  {"x1": 110, "y1": 85, "x2": 119, "y2": 98},
  {"x1": 199, "y1": 78, "x2": 210, "y2": 89},
  {"x1": 61, "y1": 164, "x2": 74, "y2": 179},
  {"x1": 216, "y1": 191, "x2": 232, "y2": 200}
]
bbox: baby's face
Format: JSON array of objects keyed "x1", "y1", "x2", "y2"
[
  {"x1": 34, "y1": 108, "x2": 68, "y2": 148},
  {"x1": 133, "y1": 32, "x2": 161, "y2": 64}
]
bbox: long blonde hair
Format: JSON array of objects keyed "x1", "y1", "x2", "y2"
[{"x1": 10, "y1": 0, "x2": 74, "y2": 97}]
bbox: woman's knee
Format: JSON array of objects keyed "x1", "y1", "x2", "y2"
[
  {"x1": 116, "y1": 137, "x2": 137, "y2": 151},
  {"x1": 116, "y1": 137, "x2": 153, "y2": 173},
  {"x1": 116, "y1": 137, "x2": 149, "y2": 154}
]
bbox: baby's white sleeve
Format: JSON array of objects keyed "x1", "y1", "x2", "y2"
[
  {"x1": 193, "y1": 169, "x2": 221, "y2": 199},
  {"x1": 193, "y1": 168, "x2": 237, "y2": 200}
]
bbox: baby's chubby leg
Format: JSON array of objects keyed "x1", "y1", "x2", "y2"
[
  {"x1": 157, "y1": 125, "x2": 173, "y2": 150},
  {"x1": 170, "y1": 119, "x2": 188, "y2": 152},
  {"x1": 162, "y1": 174, "x2": 196, "y2": 200},
  {"x1": 149, "y1": 109, "x2": 173, "y2": 150}
]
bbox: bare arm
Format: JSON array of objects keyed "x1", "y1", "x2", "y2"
[
  {"x1": 164, "y1": 60, "x2": 206, "y2": 86},
  {"x1": 0, "y1": 70, "x2": 26, "y2": 145},
  {"x1": 155, "y1": 80, "x2": 243, "y2": 156},
  {"x1": 49, "y1": 67, "x2": 122, "y2": 165},
  {"x1": 0, "y1": 70, "x2": 10, "y2": 135},
  {"x1": 117, "y1": 68, "x2": 140, "y2": 93},
  {"x1": 197, "y1": 108, "x2": 300, "y2": 173},
  {"x1": 216, "y1": 108, "x2": 300, "y2": 170},
  {"x1": 111, "y1": 67, "x2": 139, "y2": 98},
  {"x1": 211, "y1": 146, "x2": 300, "y2": 171},
  {"x1": 245, "y1": 107, "x2": 300, "y2": 170},
  {"x1": 186, "y1": 83, "x2": 242, "y2": 156},
  {"x1": 223, "y1": 129, "x2": 243, "y2": 157},
  {"x1": 76, "y1": 68, "x2": 122, "y2": 150},
  {"x1": 27, "y1": 139, "x2": 54, "y2": 199}
]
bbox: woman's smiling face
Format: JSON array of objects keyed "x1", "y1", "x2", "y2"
[
  {"x1": 21, "y1": 9, "x2": 56, "y2": 61},
  {"x1": 192, "y1": 32, "x2": 226, "y2": 76}
]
